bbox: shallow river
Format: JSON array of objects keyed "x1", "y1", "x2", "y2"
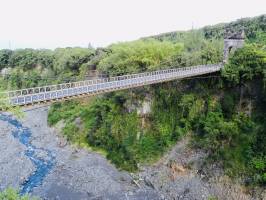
[{"x1": 0, "y1": 114, "x2": 55, "y2": 194}]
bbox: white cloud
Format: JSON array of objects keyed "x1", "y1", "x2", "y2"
[{"x1": 0, "y1": 0, "x2": 265, "y2": 49}]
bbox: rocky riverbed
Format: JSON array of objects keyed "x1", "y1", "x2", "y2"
[
  {"x1": 0, "y1": 107, "x2": 159, "y2": 199},
  {"x1": 0, "y1": 106, "x2": 265, "y2": 199}
]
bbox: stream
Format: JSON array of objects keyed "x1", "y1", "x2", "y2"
[{"x1": 0, "y1": 114, "x2": 55, "y2": 194}]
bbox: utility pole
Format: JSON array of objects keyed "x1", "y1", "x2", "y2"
[
  {"x1": 8, "y1": 41, "x2": 11, "y2": 49},
  {"x1": 88, "y1": 42, "x2": 93, "y2": 49}
]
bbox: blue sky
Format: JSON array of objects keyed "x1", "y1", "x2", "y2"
[{"x1": 0, "y1": 0, "x2": 265, "y2": 49}]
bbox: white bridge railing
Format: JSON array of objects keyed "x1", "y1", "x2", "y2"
[{"x1": 3, "y1": 64, "x2": 222, "y2": 106}]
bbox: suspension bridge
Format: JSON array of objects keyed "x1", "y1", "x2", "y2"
[
  {"x1": 3, "y1": 64, "x2": 222, "y2": 106},
  {"x1": 1, "y1": 33, "x2": 244, "y2": 106}
]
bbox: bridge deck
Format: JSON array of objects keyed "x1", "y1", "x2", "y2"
[{"x1": 2, "y1": 64, "x2": 222, "y2": 106}]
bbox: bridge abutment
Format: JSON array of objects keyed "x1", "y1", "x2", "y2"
[{"x1": 223, "y1": 30, "x2": 245, "y2": 63}]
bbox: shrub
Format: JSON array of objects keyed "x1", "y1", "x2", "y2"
[{"x1": 0, "y1": 188, "x2": 38, "y2": 200}]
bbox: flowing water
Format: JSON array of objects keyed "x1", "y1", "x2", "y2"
[{"x1": 0, "y1": 114, "x2": 56, "y2": 194}]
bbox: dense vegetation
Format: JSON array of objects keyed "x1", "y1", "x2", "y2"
[
  {"x1": 0, "y1": 48, "x2": 94, "y2": 90},
  {"x1": 196, "y1": 44, "x2": 266, "y2": 185},
  {"x1": 47, "y1": 15, "x2": 266, "y2": 187},
  {"x1": 48, "y1": 44, "x2": 266, "y2": 183},
  {"x1": 148, "y1": 15, "x2": 266, "y2": 43},
  {"x1": 46, "y1": 30, "x2": 223, "y2": 171},
  {"x1": 1, "y1": 15, "x2": 266, "y2": 187},
  {"x1": 0, "y1": 33, "x2": 222, "y2": 90}
]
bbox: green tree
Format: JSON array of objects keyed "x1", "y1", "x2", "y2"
[
  {"x1": 0, "y1": 89, "x2": 22, "y2": 117},
  {"x1": 8, "y1": 49, "x2": 38, "y2": 70},
  {"x1": 222, "y1": 44, "x2": 266, "y2": 84},
  {"x1": 201, "y1": 40, "x2": 223, "y2": 64},
  {"x1": 0, "y1": 49, "x2": 12, "y2": 70},
  {"x1": 53, "y1": 48, "x2": 94, "y2": 73},
  {"x1": 98, "y1": 39, "x2": 183, "y2": 76}
]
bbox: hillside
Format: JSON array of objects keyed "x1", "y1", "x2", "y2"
[
  {"x1": 0, "y1": 14, "x2": 266, "y2": 199},
  {"x1": 47, "y1": 14, "x2": 266, "y2": 188},
  {"x1": 145, "y1": 14, "x2": 266, "y2": 42}
]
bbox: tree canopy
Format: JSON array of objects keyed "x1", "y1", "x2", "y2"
[
  {"x1": 98, "y1": 39, "x2": 183, "y2": 76},
  {"x1": 222, "y1": 44, "x2": 266, "y2": 84}
]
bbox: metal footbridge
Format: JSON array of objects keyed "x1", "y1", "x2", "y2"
[{"x1": 2, "y1": 64, "x2": 222, "y2": 106}]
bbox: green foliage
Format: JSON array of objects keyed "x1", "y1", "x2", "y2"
[
  {"x1": 200, "y1": 40, "x2": 223, "y2": 64},
  {"x1": 154, "y1": 14, "x2": 266, "y2": 42},
  {"x1": 46, "y1": 38, "x2": 266, "y2": 188},
  {"x1": 48, "y1": 84, "x2": 207, "y2": 171},
  {"x1": 0, "y1": 48, "x2": 94, "y2": 72},
  {"x1": 197, "y1": 110, "x2": 255, "y2": 172},
  {"x1": 222, "y1": 44, "x2": 266, "y2": 84},
  {"x1": 200, "y1": 45, "x2": 266, "y2": 185},
  {"x1": 183, "y1": 30, "x2": 206, "y2": 52},
  {"x1": 8, "y1": 49, "x2": 39, "y2": 70},
  {"x1": 0, "y1": 49, "x2": 12, "y2": 70},
  {"x1": 98, "y1": 39, "x2": 183, "y2": 76},
  {"x1": 221, "y1": 91, "x2": 237, "y2": 118},
  {"x1": 251, "y1": 156, "x2": 266, "y2": 184},
  {"x1": 207, "y1": 196, "x2": 218, "y2": 200},
  {"x1": 146, "y1": 31, "x2": 187, "y2": 43},
  {"x1": 167, "y1": 31, "x2": 223, "y2": 67},
  {"x1": 48, "y1": 86, "x2": 197, "y2": 170},
  {"x1": 0, "y1": 47, "x2": 96, "y2": 90},
  {"x1": 49, "y1": 96, "x2": 140, "y2": 171},
  {"x1": 3, "y1": 13, "x2": 265, "y2": 187},
  {"x1": 53, "y1": 48, "x2": 94, "y2": 72},
  {"x1": 48, "y1": 101, "x2": 84, "y2": 126},
  {"x1": 252, "y1": 157, "x2": 266, "y2": 171},
  {"x1": 248, "y1": 30, "x2": 266, "y2": 45},
  {"x1": 0, "y1": 89, "x2": 23, "y2": 118},
  {"x1": 0, "y1": 188, "x2": 38, "y2": 200}
]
